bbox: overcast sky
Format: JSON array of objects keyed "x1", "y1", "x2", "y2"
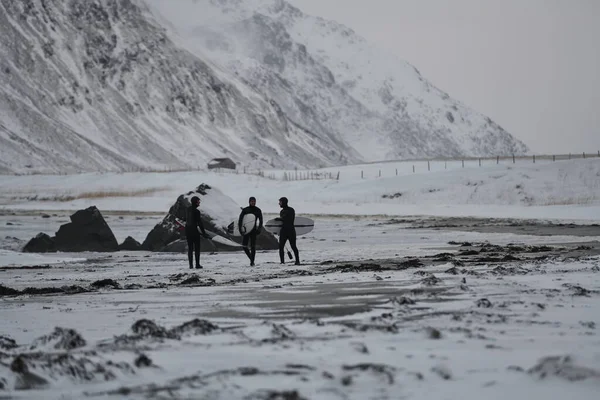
[{"x1": 286, "y1": 0, "x2": 600, "y2": 154}]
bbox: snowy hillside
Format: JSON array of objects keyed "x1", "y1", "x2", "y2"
[
  {"x1": 0, "y1": 0, "x2": 527, "y2": 174},
  {"x1": 0, "y1": 0, "x2": 358, "y2": 174},
  {"x1": 145, "y1": 0, "x2": 529, "y2": 160},
  {"x1": 1, "y1": 159, "x2": 598, "y2": 222}
]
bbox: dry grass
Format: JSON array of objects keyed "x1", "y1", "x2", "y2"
[{"x1": 16, "y1": 187, "x2": 172, "y2": 202}]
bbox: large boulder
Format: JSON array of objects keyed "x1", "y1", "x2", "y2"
[
  {"x1": 23, "y1": 233, "x2": 56, "y2": 253},
  {"x1": 24, "y1": 207, "x2": 118, "y2": 253},
  {"x1": 53, "y1": 207, "x2": 118, "y2": 252},
  {"x1": 118, "y1": 236, "x2": 142, "y2": 251},
  {"x1": 141, "y1": 184, "x2": 279, "y2": 252}
]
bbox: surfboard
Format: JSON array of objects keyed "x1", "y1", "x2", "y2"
[
  {"x1": 174, "y1": 217, "x2": 241, "y2": 247},
  {"x1": 226, "y1": 213, "x2": 258, "y2": 237},
  {"x1": 264, "y1": 216, "x2": 314, "y2": 236}
]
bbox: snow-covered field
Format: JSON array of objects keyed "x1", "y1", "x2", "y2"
[
  {"x1": 1, "y1": 158, "x2": 599, "y2": 220},
  {"x1": 1, "y1": 159, "x2": 599, "y2": 399}
]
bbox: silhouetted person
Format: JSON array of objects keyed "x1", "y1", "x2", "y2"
[
  {"x1": 185, "y1": 196, "x2": 208, "y2": 269},
  {"x1": 276, "y1": 197, "x2": 300, "y2": 265},
  {"x1": 238, "y1": 196, "x2": 263, "y2": 266}
]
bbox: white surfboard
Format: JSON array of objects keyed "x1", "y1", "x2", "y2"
[
  {"x1": 264, "y1": 216, "x2": 314, "y2": 236},
  {"x1": 174, "y1": 217, "x2": 241, "y2": 247},
  {"x1": 227, "y1": 213, "x2": 258, "y2": 237}
]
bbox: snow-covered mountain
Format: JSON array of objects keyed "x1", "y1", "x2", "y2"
[{"x1": 0, "y1": 0, "x2": 528, "y2": 174}]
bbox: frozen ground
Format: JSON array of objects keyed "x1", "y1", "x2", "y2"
[
  {"x1": 1, "y1": 159, "x2": 600, "y2": 398},
  {"x1": 1, "y1": 214, "x2": 600, "y2": 399}
]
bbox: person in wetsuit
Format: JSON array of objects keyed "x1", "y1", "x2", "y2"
[
  {"x1": 185, "y1": 196, "x2": 208, "y2": 269},
  {"x1": 276, "y1": 197, "x2": 300, "y2": 265},
  {"x1": 238, "y1": 196, "x2": 263, "y2": 266}
]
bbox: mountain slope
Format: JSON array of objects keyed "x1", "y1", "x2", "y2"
[
  {"x1": 146, "y1": 0, "x2": 529, "y2": 160},
  {"x1": 0, "y1": 0, "x2": 358, "y2": 174},
  {"x1": 0, "y1": 0, "x2": 528, "y2": 174}
]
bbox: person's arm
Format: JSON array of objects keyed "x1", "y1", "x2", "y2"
[
  {"x1": 257, "y1": 208, "x2": 263, "y2": 231},
  {"x1": 196, "y1": 209, "x2": 207, "y2": 236}
]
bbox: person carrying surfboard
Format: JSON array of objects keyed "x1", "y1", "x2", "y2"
[
  {"x1": 186, "y1": 196, "x2": 209, "y2": 269},
  {"x1": 276, "y1": 197, "x2": 300, "y2": 265},
  {"x1": 238, "y1": 196, "x2": 263, "y2": 266}
]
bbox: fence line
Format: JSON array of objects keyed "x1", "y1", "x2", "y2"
[
  {"x1": 13, "y1": 151, "x2": 599, "y2": 177},
  {"x1": 227, "y1": 151, "x2": 600, "y2": 182}
]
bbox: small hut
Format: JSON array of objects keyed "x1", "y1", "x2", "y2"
[{"x1": 207, "y1": 158, "x2": 236, "y2": 170}]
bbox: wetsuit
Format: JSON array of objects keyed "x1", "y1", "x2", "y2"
[
  {"x1": 278, "y1": 205, "x2": 300, "y2": 264},
  {"x1": 185, "y1": 205, "x2": 207, "y2": 268},
  {"x1": 239, "y1": 205, "x2": 263, "y2": 265}
]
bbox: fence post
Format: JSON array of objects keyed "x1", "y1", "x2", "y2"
[
  {"x1": 379, "y1": 169, "x2": 381, "y2": 177},
  {"x1": 361, "y1": 170, "x2": 363, "y2": 179},
  {"x1": 512, "y1": 154, "x2": 515, "y2": 164},
  {"x1": 336, "y1": 171, "x2": 340, "y2": 180},
  {"x1": 427, "y1": 161, "x2": 430, "y2": 171},
  {"x1": 533, "y1": 155, "x2": 535, "y2": 163},
  {"x1": 478, "y1": 158, "x2": 481, "y2": 167},
  {"x1": 412, "y1": 165, "x2": 415, "y2": 173},
  {"x1": 583, "y1": 152, "x2": 586, "y2": 159},
  {"x1": 395, "y1": 168, "x2": 398, "y2": 176}
]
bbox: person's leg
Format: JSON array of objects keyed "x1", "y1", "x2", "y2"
[
  {"x1": 249, "y1": 231, "x2": 257, "y2": 265},
  {"x1": 194, "y1": 237, "x2": 201, "y2": 268},
  {"x1": 242, "y1": 234, "x2": 251, "y2": 261},
  {"x1": 278, "y1": 232, "x2": 288, "y2": 264},
  {"x1": 288, "y1": 232, "x2": 300, "y2": 264},
  {"x1": 187, "y1": 236, "x2": 194, "y2": 269}
]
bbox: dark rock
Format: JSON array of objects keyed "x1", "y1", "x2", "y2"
[
  {"x1": 389, "y1": 296, "x2": 416, "y2": 305},
  {"x1": 53, "y1": 206, "x2": 118, "y2": 252},
  {"x1": 421, "y1": 274, "x2": 441, "y2": 286},
  {"x1": 141, "y1": 213, "x2": 183, "y2": 252},
  {"x1": 30, "y1": 327, "x2": 86, "y2": 350},
  {"x1": 444, "y1": 267, "x2": 459, "y2": 275},
  {"x1": 169, "y1": 318, "x2": 219, "y2": 336},
  {"x1": 10, "y1": 356, "x2": 50, "y2": 390},
  {"x1": 0, "y1": 284, "x2": 20, "y2": 296},
  {"x1": 426, "y1": 327, "x2": 442, "y2": 339},
  {"x1": 179, "y1": 275, "x2": 216, "y2": 286},
  {"x1": 41, "y1": 213, "x2": 51, "y2": 218},
  {"x1": 0, "y1": 335, "x2": 17, "y2": 350},
  {"x1": 23, "y1": 232, "x2": 56, "y2": 253},
  {"x1": 476, "y1": 298, "x2": 493, "y2": 308},
  {"x1": 118, "y1": 236, "x2": 142, "y2": 251},
  {"x1": 431, "y1": 365, "x2": 452, "y2": 380},
  {"x1": 20, "y1": 285, "x2": 88, "y2": 295},
  {"x1": 432, "y1": 253, "x2": 454, "y2": 261},
  {"x1": 398, "y1": 259, "x2": 423, "y2": 269},
  {"x1": 131, "y1": 319, "x2": 177, "y2": 339},
  {"x1": 91, "y1": 279, "x2": 120, "y2": 289},
  {"x1": 134, "y1": 353, "x2": 153, "y2": 368}
]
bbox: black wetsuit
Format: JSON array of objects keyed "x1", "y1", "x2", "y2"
[
  {"x1": 278, "y1": 205, "x2": 300, "y2": 264},
  {"x1": 239, "y1": 205, "x2": 263, "y2": 265},
  {"x1": 185, "y1": 205, "x2": 207, "y2": 268}
]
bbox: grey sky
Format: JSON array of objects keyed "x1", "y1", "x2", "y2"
[{"x1": 286, "y1": 0, "x2": 600, "y2": 154}]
